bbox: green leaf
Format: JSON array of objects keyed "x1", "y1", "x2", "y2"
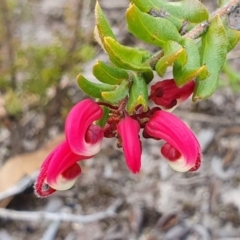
[
  {"x1": 77, "y1": 74, "x2": 116, "y2": 98},
  {"x1": 126, "y1": 4, "x2": 182, "y2": 47},
  {"x1": 193, "y1": 16, "x2": 228, "y2": 100},
  {"x1": 221, "y1": 18, "x2": 240, "y2": 52},
  {"x1": 103, "y1": 37, "x2": 152, "y2": 71},
  {"x1": 127, "y1": 74, "x2": 148, "y2": 114},
  {"x1": 142, "y1": 70, "x2": 154, "y2": 84},
  {"x1": 96, "y1": 106, "x2": 110, "y2": 128},
  {"x1": 173, "y1": 38, "x2": 208, "y2": 86},
  {"x1": 131, "y1": 0, "x2": 208, "y2": 30},
  {"x1": 225, "y1": 26, "x2": 240, "y2": 52},
  {"x1": 164, "y1": 0, "x2": 209, "y2": 23},
  {"x1": 94, "y1": 1, "x2": 116, "y2": 50},
  {"x1": 131, "y1": 0, "x2": 164, "y2": 12},
  {"x1": 93, "y1": 61, "x2": 129, "y2": 85},
  {"x1": 101, "y1": 79, "x2": 129, "y2": 103},
  {"x1": 156, "y1": 41, "x2": 187, "y2": 77}
]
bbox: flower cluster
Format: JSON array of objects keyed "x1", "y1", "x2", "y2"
[{"x1": 35, "y1": 79, "x2": 201, "y2": 197}]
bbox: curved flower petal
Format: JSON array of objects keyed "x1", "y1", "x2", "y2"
[
  {"x1": 46, "y1": 141, "x2": 89, "y2": 190},
  {"x1": 117, "y1": 116, "x2": 142, "y2": 173},
  {"x1": 149, "y1": 79, "x2": 194, "y2": 110},
  {"x1": 35, "y1": 141, "x2": 90, "y2": 197},
  {"x1": 65, "y1": 99, "x2": 104, "y2": 156},
  {"x1": 145, "y1": 110, "x2": 201, "y2": 172}
]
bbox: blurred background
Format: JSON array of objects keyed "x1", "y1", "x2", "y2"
[{"x1": 0, "y1": 0, "x2": 240, "y2": 239}]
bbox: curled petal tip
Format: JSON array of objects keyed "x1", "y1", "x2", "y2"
[
  {"x1": 65, "y1": 99, "x2": 104, "y2": 156},
  {"x1": 35, "y1": 141, "x2": 88, "y2": 197},
  {"x1": 146, "y1": 110, "x2": 201, "y2": 172},
  {"x1": 48, "y1": 163, "x2": 82, "y2": 191},
  {"x1": 161, "y1": 143, "x2": 196, "y2": 172},
  {"x1": 117, "y1": 116, "x2": 142, "y2": 173}
]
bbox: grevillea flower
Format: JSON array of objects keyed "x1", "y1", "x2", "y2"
[
  {"x1": 34, "y1": 141, "x2": 88, "y2": 197},
  {"x1": 149, "y1": 79, "x2": 194, "y2": 110},
  {"x1": 65, "y1": 99, "x2": 104, "y2": 156},
  {"x1": 145, "y1": 110, "x2": 201, "y2": 172},
  {"x1": 117, "y1": 116, "x2": 142, "y2": 173}
]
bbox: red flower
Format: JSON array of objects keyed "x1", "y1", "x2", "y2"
[
  {"x1": 35, "y1": 99, "x2": 104, "y2": 197},
  {"x1": 145, "y1": 110, "x2": 201, "y2": 172},
  {"x1": 149, "y1": 79, "x2": 194, "y2": 110},
  {"x1": 117, "y1": 116, "x2": 142, "y2": 173},
  {"x1": 34, "y1": 141, "x2": 85, "y2": 197},
  {"x1": 65, "y1": 99, "x2": 104, "y2": 156}
]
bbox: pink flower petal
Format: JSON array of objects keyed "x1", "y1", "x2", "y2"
[
  {"x1": 46, "y1": 141, "x2": 89, "y2": 190},
  {"x1": 117, "y1": 116, "x2": 142, "y2": 173},
  {"x1": 35, "y1": 141, "x2": 90, "y2": 196},
  {"x1": 145, "y1": 110, "x2": 201, "y2": 172},
  {"x1": 65, "y1": 99, "x2": 104, "y2": 156}
]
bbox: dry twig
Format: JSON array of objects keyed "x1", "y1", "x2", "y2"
[{"x1": 0, "y1": 199, "x2": 123, "y2": 224}]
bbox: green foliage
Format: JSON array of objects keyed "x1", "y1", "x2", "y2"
[
  {"x1": 77, "y1": 74, "x2": 116, "y2": 99},
  {"x1": 156, "y1": 41, "x2": 187, "y2": 77},
  {"x1": 93, "y1": 61, "x2": 129, "y2": 85},
  {"x1": 0, "y1": 1, "x2": 95, "y2": 117},
  {"x1": 173, "y1": 38, "x2": 208, "y2": 86},
  {"x1": 4, "y1": 90, "x2": 22, "y2": 116},
  {"x1": 103, "y1": 37, "x2": 152, "y2": 72},
  {"x1": 131, "y1": 0, "x2": 209, "y2": 30},
  {"x1": 101, "y1": 80, "x2": 129, "y2": 103},
  {"x1": 94, "y1": 1, "x2": 116, "y2": 50},
  {"x1": 160, "y1": 0, "x2": 209, "y2": 23},
  {"x1": 96, "y1": 106, "x2": 110, "y2": 128},
  {"x1": 77, "y1": 0, "x2": 240, "y2": 107},
  {"x1": 127, "y1": 74, "x2": 148, "y2": 113},
  {"x1": 126, "y1": 3, "x2": 182, "y2": 47},
  {"x1": 3, "y1": 0, "x2": 235, "y2": 117},
  {"x1": 193, "y1": 16, "x2": 228, "y2": 100}
]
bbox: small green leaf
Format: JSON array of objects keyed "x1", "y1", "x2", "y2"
[
  {"x1": 156, "y1": 41, "x2": 187, "y2": 77},
  {"x1": 131, "y1": 0, "x2": 208, "y2": 30},
  {"x1": 96, "y1": 106, "x2": 109, "y2": 128},
  {"x1": 93, "y1": 61, "x2": 128, "y2": 85},
  {"x1": 101, "y1": 79, "x2": 129, "y2": 103},
  {"x1": 103, "y1": 37, "x2": 152, "y2": 71},
  {"x1": 142, "y1": 70, "x2": 154, "y2": 84},
  {"x1": 94, "y1": 1, "x2": 116, "y2": 50},
  {"x1": 77, "y1": 74, "x2": 116, "y2": 98},
  {"x1": 127, "y1": 74, "x2": 148, "y2": 114},
  {"x1": 173, "y1": 38, "x2": 207, "y2": 86},
  {"x1": 225, "y1": 26, "x2": 240, "y2": 51},
  {"x1": 126, "y1": 4, "x2": 182, "y2": 47},
  {"x1": 193, "y1": 16, "x2": 228, "y2": 100},
  {"x1": 93, "y1": 61, "x2": 129, "y2": 85},
  {"x1": 164, "y1": 0, "x2": 209, "y2": 23}
]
